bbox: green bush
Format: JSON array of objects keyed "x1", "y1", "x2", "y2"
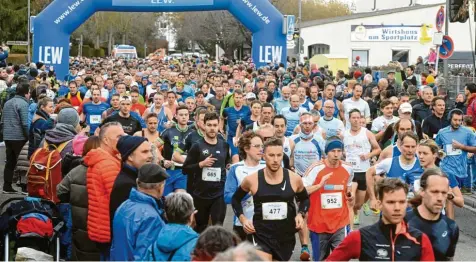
[
  {"x1": 70, "y1": 45, "x2": 79, "y2": 56},
  {"x1": 82, "y1": 45, "x2": 92, "y2": 57},
  {"x1": 10, "y1": 46, "x2": 28, "y2": 54},
  {"x1": 93, "y1": 48, "x2": 105, "y2": 57}
]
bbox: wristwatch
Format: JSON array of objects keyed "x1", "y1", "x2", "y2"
[
  {"x1": 159, "y1": 159, "x2": 165, "y2": 167},
  {"x1": 447, "y1": 193, "x2": 455, "y2": 200}
]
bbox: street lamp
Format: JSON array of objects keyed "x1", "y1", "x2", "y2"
[{"x1": 27, "y1": 0, "x2": 31, "y2": 63}]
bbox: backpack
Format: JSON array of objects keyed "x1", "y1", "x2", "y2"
[
  {"x1": 0, "y1": 86, "x2": 16, "y2": 108},
  {"x1": 27, "y1": 140, "x2": 72, "y2": 203}
]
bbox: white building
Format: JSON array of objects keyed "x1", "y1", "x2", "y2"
[
  {"x1": 300, "y1": 3, "x2": 475, "y2": 68},
  {"x1": 157, "y1": 14, "x2": 177, "y2": 51}
]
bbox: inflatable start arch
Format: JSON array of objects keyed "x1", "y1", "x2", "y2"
[{"x1": 33, "y1": 0, "x2": 287, "y2": 79}]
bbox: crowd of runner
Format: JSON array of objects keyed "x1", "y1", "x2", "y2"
[{"x1": 0, "y1": 54, "x2": 475, "y2": 261}]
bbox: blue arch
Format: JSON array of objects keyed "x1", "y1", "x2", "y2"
[{"x1": 33, "y1": 0, "x2": 287, "y2": 80}]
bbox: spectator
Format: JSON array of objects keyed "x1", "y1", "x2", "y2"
[
  {"x1": 465, "y1": 83, "x2": 476, "y2": 129},
  {"x1": 57, "y1": 136, "x2": 102, "y2": 261},
  {"x1": 454, "y1": 93, "x2": 466, "y2": 112},
  {"x1": 192, "y1": 226, "x2": 241, "y2": 261},
  {"x1": 213, "y1": 243, "x2": 264, "y2": 261},
  {"x1": 109, "y1": 135, "x2": 152, "y2": 225},
  {"x1": 110, "y1": 163, "x2": 168, "y2": 261},
  {"x1": 0, "y1": 47, "x2": 8, "y2": 68},
  {"x1": 28, "y1": 97, "x2": 55, "y2": 158},
  {"x1": 143, "y1": 192, "x2": 199, "y2": 261},
  {"x1": 1, "y1": 83, "x2": 30, "y2": 193},
  {"x1": 84, "y1": 122, "x2": 125, "y2": 258}
]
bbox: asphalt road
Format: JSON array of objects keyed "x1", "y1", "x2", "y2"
[{"x1": 0, "y1": 147, "x2": 475, "y2": 261}]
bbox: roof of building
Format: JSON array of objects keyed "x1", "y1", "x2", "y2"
[{"x1": 300, "y1": 3, "x2": 443, "y2": 28}]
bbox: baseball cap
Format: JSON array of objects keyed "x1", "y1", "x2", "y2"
[
  {"x1": 399, "y1": 102, "x2": 412, "y2": 113},
  {"x1": 138, "y1": 163, "x2": 169, "y2": 183},
  {"x1": 246, "y1": 92, "x2": 256, "y2": 100}
]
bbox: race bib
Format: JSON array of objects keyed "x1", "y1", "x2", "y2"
[
  {"x1": 262, "y1": 202, "x2": 287, "y2": 220},
  {"x1": 346, "y1": 156, "x2": 360, "y2": 169},
  {"x1": 321, "y1": 192, "x2": 343, "y2": 209},
  {"x1": 202, "y1": 167, "x2": 221, "y2": 182},
  {"x1": 90, "y1": 115, "x2": 102, "y2": 124},
  {"x1": 446, "y1": 144, "x2": 462, "y2": 156}
]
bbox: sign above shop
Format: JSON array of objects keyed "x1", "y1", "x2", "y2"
[{"x1": 351, "y1": 24, "x2": 433, "y2": 44}]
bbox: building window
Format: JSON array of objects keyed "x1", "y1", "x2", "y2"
[
  {"x1": 352, "y1": 50, "x2": 368, "y2": 67},
  {"x1": 308, "y1": 44, "x2": 330, "y2": 57},
  {"x1": 392, "y1": 50, "x2": 409, "y2": 68}
]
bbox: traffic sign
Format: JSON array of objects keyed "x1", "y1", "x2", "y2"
[
  {"x1": 287, "y1": 41, "x2": 295, "y2": 49},
  {"x1": 6, "y1": 41, "x2": 28, "y2": 46},
  {"x1": 436, "y1": 6, "x2": 445, "y2": 32},
  {"x1": 439, "y1": 35, "x2": 454, "y2": 59},
  {"x1": 286, "y1": 15, "x2": 295, "y2": 41}
]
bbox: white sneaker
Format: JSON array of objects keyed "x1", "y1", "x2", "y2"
[{"x1": 0, "y1": 142, "x2": 5, "y2": 147}]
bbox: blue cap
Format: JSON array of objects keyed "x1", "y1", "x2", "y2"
[{"x1": 325, "y1": 137, "x2": 344, "y2": 154}]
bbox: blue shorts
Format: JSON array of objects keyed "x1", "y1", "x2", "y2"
[
  {"x1": 164, "y1": 169, "x2": 187, "y2": 196},
  {"x1": 227, "y1": 137, "x2": 239, "y2": 157}
]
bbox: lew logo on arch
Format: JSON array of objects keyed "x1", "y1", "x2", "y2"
[{"x1": 33, "y1": 0, "x2": 287, "y2": 79}]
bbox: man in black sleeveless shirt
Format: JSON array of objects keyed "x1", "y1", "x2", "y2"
[{"x1": 232, "y1": 137, "x2": 310, "y2": 261}]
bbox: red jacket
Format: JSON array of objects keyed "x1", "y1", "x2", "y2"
[
  {"x1": 327, "y1": 220, "x2": 434, "y2": 261},
  {"x1": 84, "y1": 148, "x2": 121, "y2": 243},
  {"x1": 467, "y1": 93, "x2": 476, "y2": 129}
]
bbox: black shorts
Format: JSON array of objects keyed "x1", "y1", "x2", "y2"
[
  {"x1": 352, "y1": 172, "x2": 367, "y2": 191},
  {"x1": 251, "y1": 232, "x2": 295, "y2": 261}
]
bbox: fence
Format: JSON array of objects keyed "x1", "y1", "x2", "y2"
[{"x1": 446, "y1": 75, "x2": 475, "y2": 100}]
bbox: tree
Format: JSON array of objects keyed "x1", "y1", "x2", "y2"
[
  {"x1": 173, "y1": 0, "x2": 350, "y2": 57},
  {"x1": 0, "y1": 0, "x2": 28, "y2": 43}
]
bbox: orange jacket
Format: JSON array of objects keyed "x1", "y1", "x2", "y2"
[{"x1": 84, "y1": 148, "x2": 121, "y2": 243}]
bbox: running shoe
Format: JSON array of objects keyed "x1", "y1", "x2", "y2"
[
  {"x1": 362, "y1": 202, "x2": 371, "y2": 216},
  {"x1": 353, "y1": 214, "x2": 360, "y2": 225},
  {"x1": 300, "y1": 246, "x2": 311, "y2": 261}
]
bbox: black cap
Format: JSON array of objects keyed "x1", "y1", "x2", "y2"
[{"x1": 138, "y1": 163, "x2": 169, "y2": 183}]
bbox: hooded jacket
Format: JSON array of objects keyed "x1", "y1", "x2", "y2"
[
  {"x1": 84, "y1": 147, "x2": 121, "y2": 243},
  {"x1": 110, "y1": 188, "x2": 165, "y2": 261},
  {"x1": 28, "y1": 109, "x2": 54, "y2": 158},
  {"x1": 57, "y1": 163, "x2": 101, "y2": 261},
  {"x1": 142, "y1": 223, "x2": 198, "y2": 261},
  {"x1": 43, "y1": 123, "x2": 77, "y2": 158}
]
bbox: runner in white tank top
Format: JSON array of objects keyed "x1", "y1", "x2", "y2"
[
  {"x1": 343, "y1": 109, "x2": 381, "y2": 229},
  {"x1": 283, "y1": 136, "x2": 291, "y2": 158},
  {"x1": 343, "y1": 127, "x2": 371, "y2": 172}
]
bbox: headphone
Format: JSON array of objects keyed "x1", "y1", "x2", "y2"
[{"x1": 447, "y1": 108, "x2": 464, "y2": 121}]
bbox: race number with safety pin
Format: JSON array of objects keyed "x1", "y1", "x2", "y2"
[
  {"x1": 446, "y1": 144, "x2": 462, "y2": 156},
  {"x1": 90, "y1": 115, "x2": 102, "y2": 124},
  {"x1": 202, "y1": 167, "x2": 221, "y2": 182},
  {"x1": 262, "y1": 202, "x2": 287, "y2": 220},
  {"x1": 321, "y1": 192, "x2": 343, "y2": 209}
]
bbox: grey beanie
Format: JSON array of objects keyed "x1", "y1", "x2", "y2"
[{"x1": 57, "y1": 107, "x2": 80, "y2": 127}]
